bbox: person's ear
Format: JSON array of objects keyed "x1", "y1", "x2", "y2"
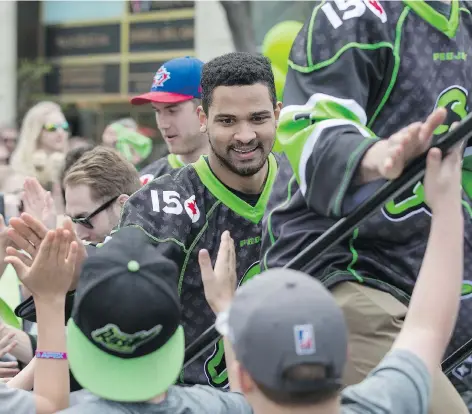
[
  {"x1": 235, "y1": 361, "x2": 256, "y2": 394},
  {"x1": 198, "y1": 106, "x2": 208, "y2": 133},
  {"x1": 274, "y1": 101, "x2": 283, "y2": 122},
  {"x1": 117, "y1": 194, "x2": 129, "y2": 207}
]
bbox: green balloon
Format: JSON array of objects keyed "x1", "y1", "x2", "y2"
[
  {"x1": 272, "y1": 65, "x2": 285, "y2": 154},
  {"x1": 272, "y1": 65, "x2": 285, "y2": 102},
  {"x1": 262, "y1": 20, "x2": 303, "y2": 74}
]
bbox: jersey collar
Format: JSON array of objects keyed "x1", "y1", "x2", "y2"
[
  {"x1": 193, "y1": 153, "x2": 278, "y2": 224},
  {"x1": 168, "y1": 153, "x2": 185, "y2": 169},
  {"x1": 403, "y1": 0, "x2": 459, "y2": 39}
]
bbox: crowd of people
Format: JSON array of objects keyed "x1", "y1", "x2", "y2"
[{"x1": 0, "y1": 0, "x2": 471, "y2": 413}]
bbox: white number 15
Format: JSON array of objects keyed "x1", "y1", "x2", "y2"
[
  {"x1": 151, "y1": 190, "x2": 183, "y2": 215},
  {"x1": 321, "y1": 0, "x2": 366, "y2": 29}
]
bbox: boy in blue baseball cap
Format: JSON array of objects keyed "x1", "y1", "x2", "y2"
[{"x1": 131, "y1": 57, "x2": 209, "y2": 184}]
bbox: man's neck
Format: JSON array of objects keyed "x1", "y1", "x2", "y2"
[
  {"x1": 208, "y1": 153, "x2": 269, "y2": 194},
  {"x1": 254, "y1": 396, "x2": 340, "y2": 414},
  {"x1": 179, "y1": 144, "x2": 210, "y2": 165},
  {"x1": 148, "y1": 391, "x2": 167, "y2": 404}
]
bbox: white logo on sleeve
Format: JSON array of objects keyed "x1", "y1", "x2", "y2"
[{"x1": 184, "y1": 195, "x2": 200, "y2": 223}]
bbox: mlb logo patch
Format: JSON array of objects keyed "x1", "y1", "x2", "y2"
[
  {"x1": 294, "y1": 324, "x2": 315, "y2": 355},
  {"x1": 152, "y1": 66, "x2": 171, "y2": 88}
]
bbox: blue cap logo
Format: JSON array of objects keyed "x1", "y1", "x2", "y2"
[{"x1": 151, "y1": 66, "x2": 171, "y2": 90}]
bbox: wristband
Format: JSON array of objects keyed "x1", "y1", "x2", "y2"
[{"x1": 35, "y1": 351, "x2": 68, "y2": 360}]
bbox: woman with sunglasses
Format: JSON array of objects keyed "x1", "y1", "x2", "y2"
[{"x1": 10, "y1": 101, "x2": 69, "y2": 191}]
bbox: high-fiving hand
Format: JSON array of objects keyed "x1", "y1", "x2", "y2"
[
  {"x1": 199, "y1": 231, "x2": 237, "y2": 314},
  {"x1": 5, "y1": 226, "x2": 78, "y2": 302}
]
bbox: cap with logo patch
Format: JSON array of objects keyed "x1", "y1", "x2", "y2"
[
  {"x1": 216, "y1": 268, "x2": 347, "y2": 394},
  {"x1": 130, "y1": 56, "x2": 204, "y2": 105},
  {"x1": 66, "y1": 227, "x2": 184, "y2": 402}
]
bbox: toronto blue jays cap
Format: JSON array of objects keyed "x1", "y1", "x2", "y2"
[
  {"x1": 131, "y1": 56, "x2": 203, "y2": 105},
  {"x1": 216, "y1": 268, "x2": 348, "y2": 394}
]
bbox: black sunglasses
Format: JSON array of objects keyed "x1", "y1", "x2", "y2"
[{"x1": 71, "y1": 196, "x2": 119, "y2": 229}]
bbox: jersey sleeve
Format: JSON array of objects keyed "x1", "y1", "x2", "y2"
[
  {"x1": 340, "y1": 349, "x2": 431, "y2": 413},
  {"x1": 118, "y1": 170, "x2": 200, "y2": 273},
  {"x1": 279, "y1": 0, "x2": 395, "y2": 218}
]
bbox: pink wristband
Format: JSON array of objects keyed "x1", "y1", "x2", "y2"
[{"x1": 35, "y1": 351, "x2": 68, "y2": 360}]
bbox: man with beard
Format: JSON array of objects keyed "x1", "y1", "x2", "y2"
[
  {"x1": 113, "y1": 52, "x2": 288, "y2": 388},
  {"x1": 7, "y1": 53, "x2": 291, "y2": 390}
]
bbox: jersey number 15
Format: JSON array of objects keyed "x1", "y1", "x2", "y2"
[
  {"x1": 321, "y1": 0, "x2": 386, "y2": 29},
  {"x1": 150, "y1": 189, "x2": 183, "y2": 215}
]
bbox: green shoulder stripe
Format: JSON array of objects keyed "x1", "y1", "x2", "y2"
[{"x1": 277, "y1": 98, "x2": 375, "y2": 186}]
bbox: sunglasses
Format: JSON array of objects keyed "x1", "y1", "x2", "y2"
[
  {"x1": 43, "y1": 122, "x2": 69, "y2": 132},
  {"x1": 71, "y1": 196, "x2": 119, "y2": 229}
]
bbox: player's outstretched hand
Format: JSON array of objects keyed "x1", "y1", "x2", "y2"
[
  {"x1": 382, "y1": 108, "x2": 448, "y2": 179},
  {"x1": 5, "y1": 228, "x2": 78, "y2": 302},
  {"x1": 199, "y1": 231, "x2": 237, "y2": 314},
  {"x1": 424, "y1": 142, "x2": 463, "y2": 213},
  {"x1": 0, "y1": 323, "x2": 19, "y2": 383}
]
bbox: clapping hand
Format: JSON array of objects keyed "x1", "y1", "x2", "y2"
[{"x1": 0, "y1": 322, "x2": 19, "y2": 383}]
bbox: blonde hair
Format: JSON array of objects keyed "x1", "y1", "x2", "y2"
[{"x1": 10, "y1": 101, "x2": 64, "y2": 187}]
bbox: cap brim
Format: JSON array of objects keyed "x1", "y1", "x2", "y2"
[
  {"x1": 130, "y1": 92, "x2": 194, "y2": 105},
  {"x1": 67, "y1": 320, "x2": 185, "y2": 401}
]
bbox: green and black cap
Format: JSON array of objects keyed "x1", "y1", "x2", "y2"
[{"x1": 66, "y1": 227, "x2": 184, "y2": 402}]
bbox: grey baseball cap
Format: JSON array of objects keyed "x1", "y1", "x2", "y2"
[{"x1": 217, "y1": 268, "x2": 348, "y2": 394}]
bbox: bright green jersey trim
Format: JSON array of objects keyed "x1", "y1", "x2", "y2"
[
  {"x1": 193, "y1": 154, "x2": 278, "y2": 225},
  {"x1": 168, "y1": 153, "x2": 185, "y2": 169},
  {"x1": 277, "y1": 100, "x2": 374, "y2": 184},
  {"x1": 368, "y1": 6, "x2": 409, "y2": 128},
  {"x1": 290, "y1": 42, "x2": 394, "y2": 74},
  {"x1": 403, "y1": 0, "x2": 459, "y2": 38}
]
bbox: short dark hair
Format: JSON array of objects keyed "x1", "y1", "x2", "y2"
[{"x1": 201, "y1": 52, "x2": 277, "y2": 113}]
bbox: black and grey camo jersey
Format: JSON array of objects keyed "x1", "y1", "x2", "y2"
[
  {"x1": 139, "y1": 154, "x2": 185, "y2": 184},
  {"x1": 261, "y1": 0, "x2": 472, "y2": 393},
  {"x1": 120, "y1": 153, "x2": 291, "y2": 388}
]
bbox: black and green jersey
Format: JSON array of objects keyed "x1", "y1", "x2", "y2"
[
  {"x1": 120, "y1": 153, "x2": 289, "y2": 388},
  {"x1": 261, "y1": 0, "x2": 472, "y2": 392},
  {"x1": 139, "y1": 154, "x2": 185, "y2": 185}
]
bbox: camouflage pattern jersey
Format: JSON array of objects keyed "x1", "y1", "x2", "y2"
[
  {"x1": 119, "y1": 153, "x2": 292, "y2": 388},
  {"x1": 139, "y1": 153, "x2": 185, "y2": 185},
  {"x1": 260, "y1": 0, "x2": 472, "y2": 394}
]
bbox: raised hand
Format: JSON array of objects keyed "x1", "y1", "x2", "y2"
[
  {"x1": 360, "y1": 108, "x2": 448, "y2": 183},
  {"x1": 424, "y1": 143, "x2": 463, "y2": 213},
  {"x1": 0, "y1": 322, "x2": 19, "y2": 383},
  {"x1": 5, "y1": 228, "x2": 78, "y2": 302},
  {"x1": 199, "y1": 231, "x2": 237, "y2": 314},
  {"x1": 22, "y1": 177, "x2": 57, "y2": 230}
]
